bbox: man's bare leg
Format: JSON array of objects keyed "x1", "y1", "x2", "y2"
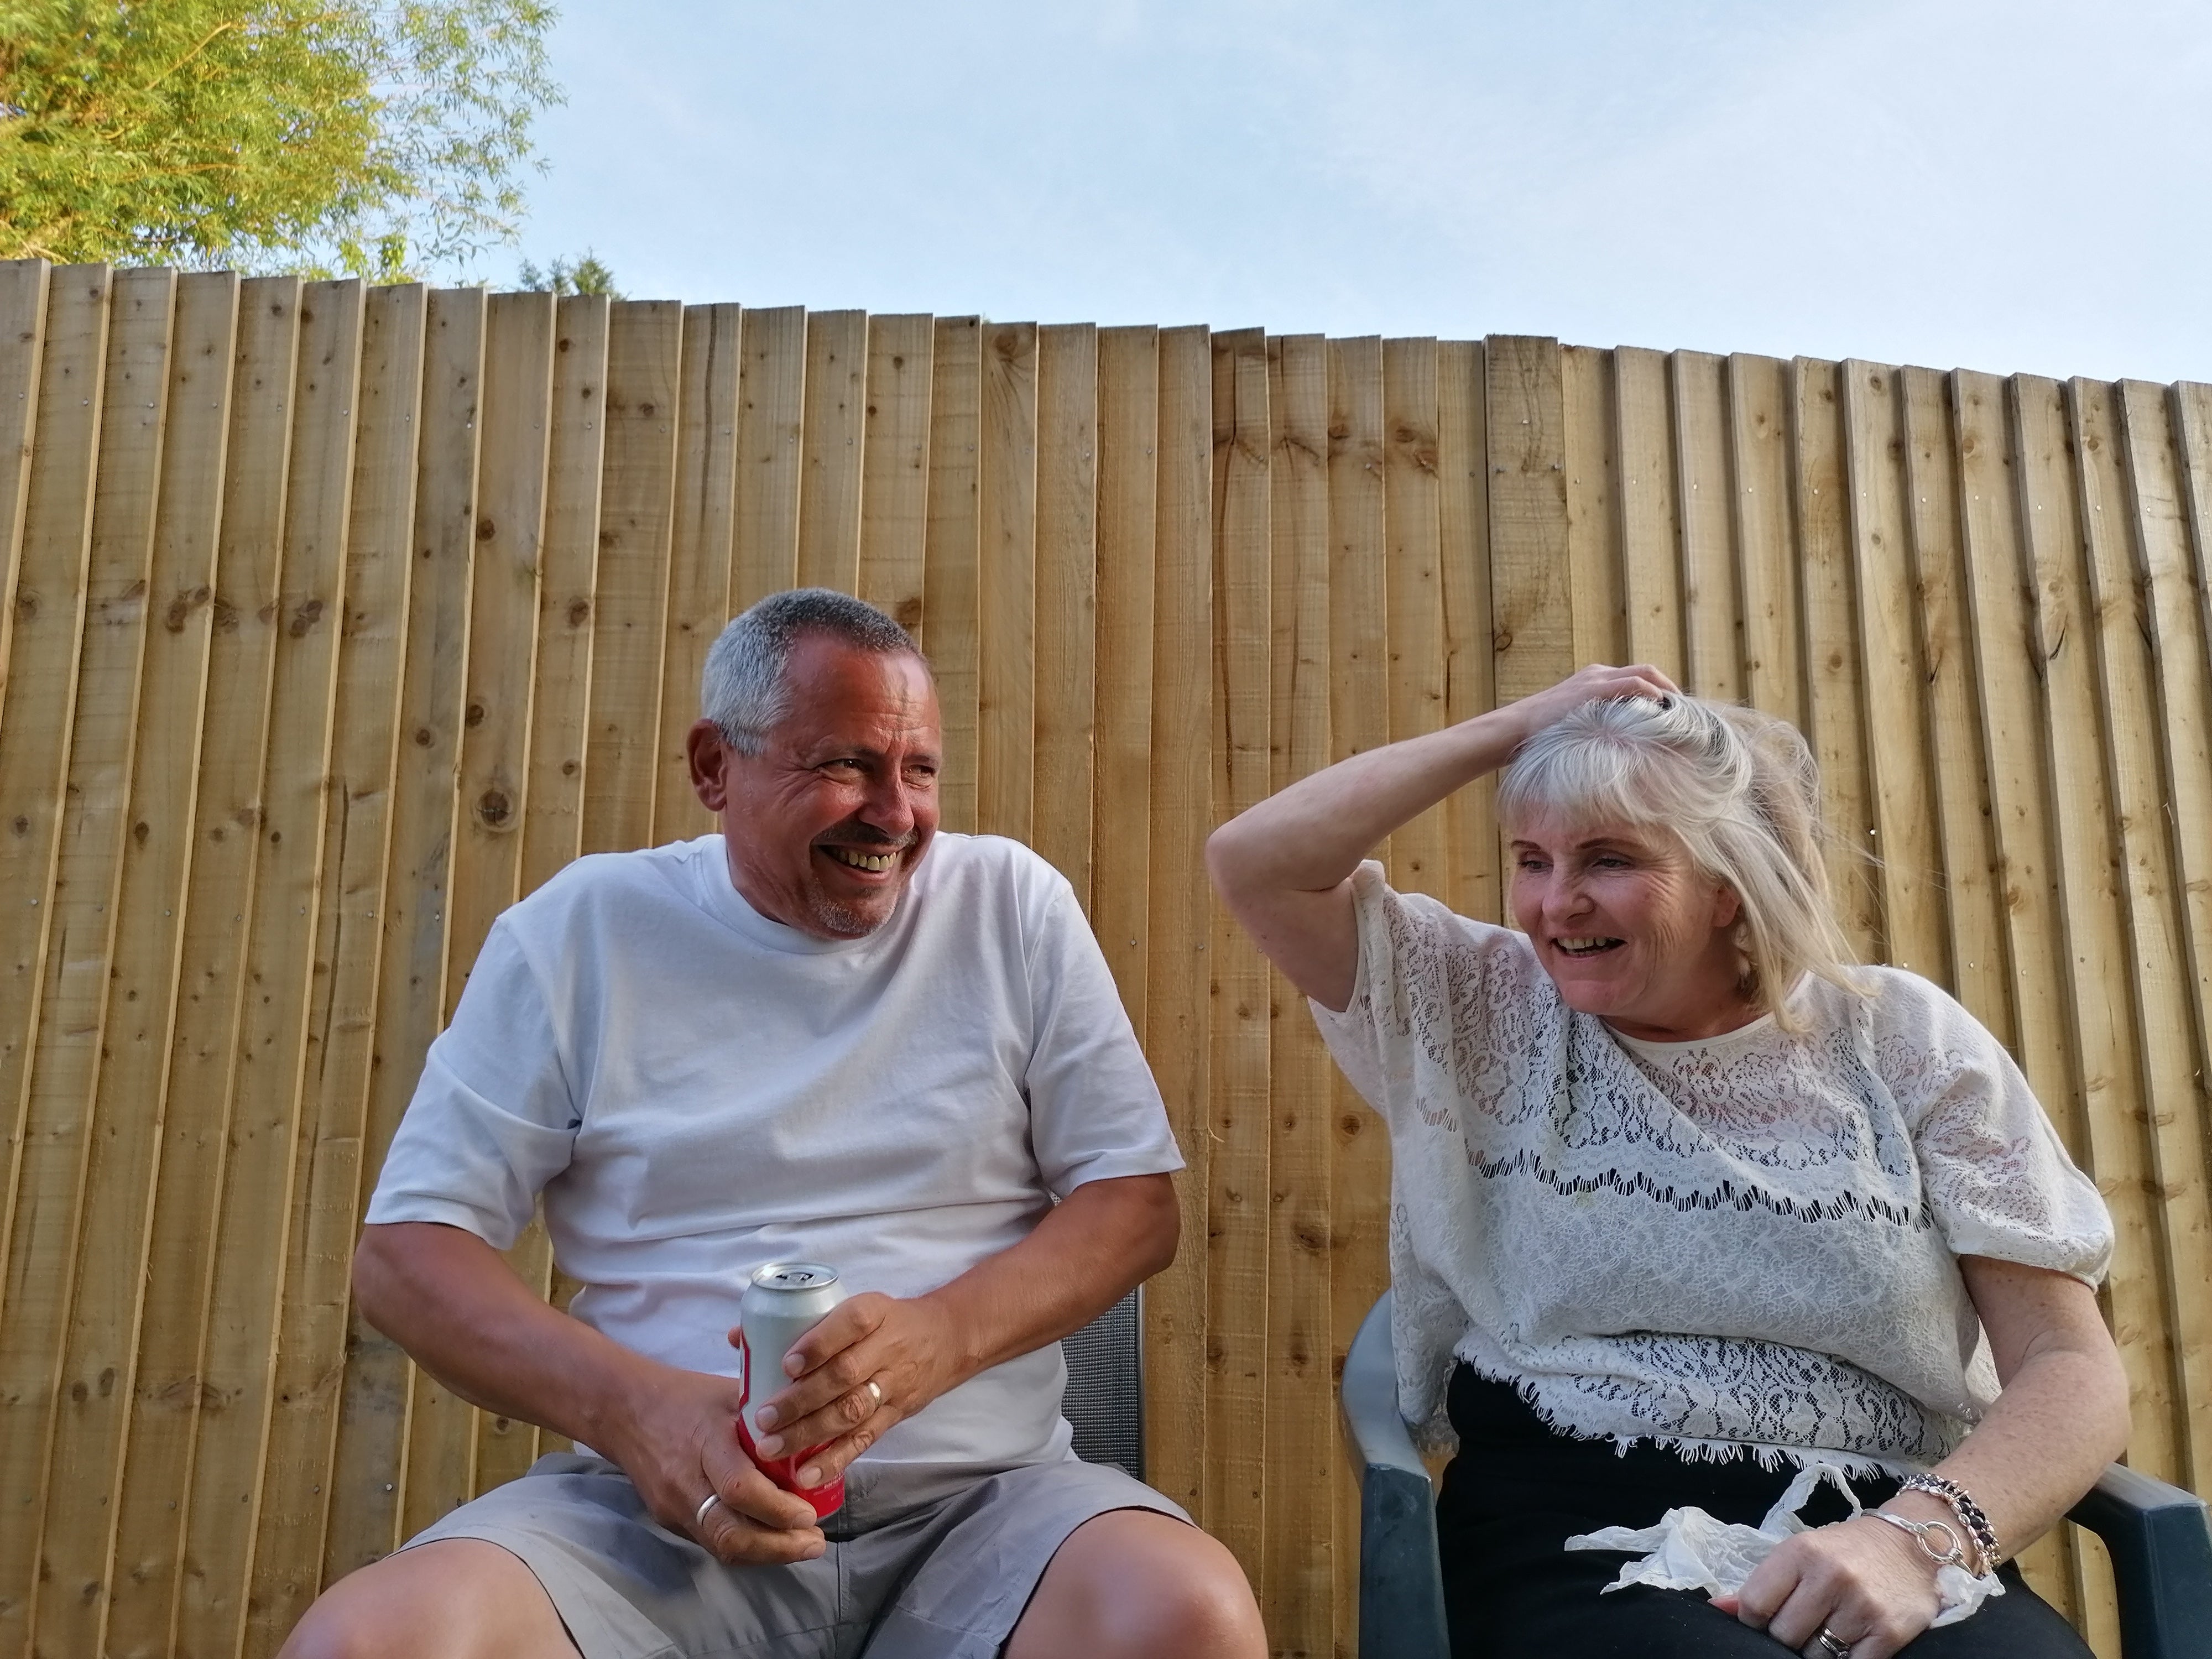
[
  {"x1": 277, "y1": 1540, "x2": 579, "y2": 1659},
  {"x1": 1004, "y1": 1510, "x2": 1267, "y2": 1659}
]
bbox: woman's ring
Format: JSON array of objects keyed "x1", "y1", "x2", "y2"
[
  {"x1": 865, "y1": 1379, "x2": 883, "y2": 1405},
  {"x1": 694, "y1": 1492, "x2": 721, "y2": 1529},
  {"x1": 1813, "y1": 1629, "x2": 1851, "y2": 1659}
]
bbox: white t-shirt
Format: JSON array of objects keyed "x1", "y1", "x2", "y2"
[
  {"x1": 366, "y1": 832, "x2": 1183, "y2": 1467},
  {"x1": 1313, "y1": 862, "x2": 2112, "y2": 1473}
]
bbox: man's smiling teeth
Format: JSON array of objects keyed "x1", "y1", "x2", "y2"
[
  {"x1": 1554, "y1": 937, "x2": 1623, "y2": 955},
  {"x1": 823, "y1": 846, "x2": 898, "y2": 872}
]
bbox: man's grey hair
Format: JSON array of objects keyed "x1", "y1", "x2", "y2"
[{"x1": 700, "y1": 588, "x2": 922, "y2": 754}]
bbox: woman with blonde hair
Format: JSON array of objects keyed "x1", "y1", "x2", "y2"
[{"x1": 1208, "y1": 665, "x2": 2126, "y2": 1659}]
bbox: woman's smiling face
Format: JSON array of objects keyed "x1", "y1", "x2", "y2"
[{"x1": 1506, "y1": 811, "x2": 1754, "y2": 1041}]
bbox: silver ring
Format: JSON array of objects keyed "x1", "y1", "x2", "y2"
[
  {"x1": 1813, "y1": 1629, "x2": 1851, "y2": 1659},
  {"x1": 865, "y1": 1379, "x2": 883, "y2": 1404},
  {"x1": 694, "y1": 1492, "x2": 721, "y2": 1529}
]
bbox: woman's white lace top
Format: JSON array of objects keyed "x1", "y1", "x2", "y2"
[{"x1": 1312, "y1": 862, "x2": 2114, "y2": 1472}]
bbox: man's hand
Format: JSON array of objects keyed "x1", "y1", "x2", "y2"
[
  {"x1": 592, "y1": 1360, "x2": 827, "y2": 1566},
  {"x1": 745, "y1": 1291, "x2": 966, "y2": 1487}
]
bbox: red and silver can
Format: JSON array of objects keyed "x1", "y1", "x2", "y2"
[{"x1": 735, "y1": 1261, "x2": 849, "y2": 1518}]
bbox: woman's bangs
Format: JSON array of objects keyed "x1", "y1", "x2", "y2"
[{"x1": 1500, "y1": 736, "x2": 1681, "y2": 841}]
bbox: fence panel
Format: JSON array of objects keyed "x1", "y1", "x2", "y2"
[{"x1": 0, "y1": 263, "x2": 2206, "y2": 1659}]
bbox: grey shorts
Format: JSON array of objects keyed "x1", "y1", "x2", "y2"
[{"x1": 404, "y1": 1452, "x2": 1189, "y2": 1659}]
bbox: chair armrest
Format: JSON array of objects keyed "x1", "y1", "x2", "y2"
[
  {"x1": 2065, "y1": 1463, "x2": 2212, "y2": 1659},
  {"x1": 1341, "y1": 1291, "x2": 1452, "y2": 1659}
]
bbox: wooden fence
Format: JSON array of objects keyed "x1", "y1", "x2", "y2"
[{"x1": 0, "y1": 258, "x2": 2207, "y2": 1659}]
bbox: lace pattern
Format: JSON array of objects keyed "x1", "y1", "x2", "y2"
[{"x1": 1317, "y1": 863, "x2": 2112, "y2": 1465}]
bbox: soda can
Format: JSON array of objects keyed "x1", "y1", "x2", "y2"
[{"x1": 735, "y1": 1261, "x2": 849, "y2": 1518}]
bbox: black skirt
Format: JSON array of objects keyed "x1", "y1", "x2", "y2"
[{"x1": 1435, "y1": 1365, "x2": 2091, "y2": 1659}]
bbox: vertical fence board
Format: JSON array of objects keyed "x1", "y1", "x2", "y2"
[
  {"x1": 1897, "y1": 370, "x2": 2005, "y2": 1016},
  {"x1": 243, "y1": 282, "x2": 424, "y2": 1653},
  {"x1": 795, "y1": 310, "x2": 866, "y2": 594},
  {"x1": 1144, "y1": 325, "x2": 1212, "y2": 1520},
  {"x1": 580, "y1": 302, "x2": 679, "y2": 857},
  {"x1": 2075, "y1": 380, "x2": 2210, "y2": 1489},
  {"x1": 453, "y1": 292, "x2": 558, "y2": 1500},
  {"x1": 1486, "y1": 337, "x2": 1573, "y2": 705},
  {"x1": 0, "y1": 284, "x2": 111, "y2": 1526},
  {"x1": 103, "y1": 275, "x2": 296, "y2": 1659},
  {"x1": 19, "y1": 268, "x2": 174, "y2": 1657},
  {"x1": 924, "y1": 318, "x2": 983, "y2": 834},
  {"x1": 1385, "y1": 338, "x2": 1448, "y2": 901},
  {"x1": 1613, "y1": 346, "x2": 1683, "y2": 680},
  {"x1": 1673, "y1": 351, "x2": 1740, "y2": 700},
  {"x1": 1729, "y1": 354, "x2": 1801, "y2": 726},
  {"x1": 1262, "y1": 331, "x2": 1333, "y2": 1657},
  {"x1": 1792, "y1": 359, "x2": 1881, "y2": 958},
  {"x1": 320, "y1": 288, "x2": 482, "y2": 1578},
  {"x1": 1436, "y1": 341, "x2": 1497, "y2": 926},
  {"x1": 650, "y1": 304, "x2": 740, "y2": 847},
  {"x1": 855, "y1": 316, "x2": 933, "y2": 633},
  {"x1": 1841, "y1": 362, "x2": 1948, "y2": 978},
  {"x1": 732, "y1": 305, "x2": 805, "y2": 612},
  {"x1": 1206, "y1": 328, "x2": 1270, "y2": 1572},
  {"x1": 518, "y1": 295, "x2": 609, "y2": 900},
  {"x1": 1090, "y1": 328, "x2": 1156, "y2": 1035},
  {"x1": 1030, "y1": 324, "x2": 1097, "y2": 901},
  {"x1": 1325, "y1": 335, "x2": 1388, "y2": 1655},
  {"x1": 1561, "y1": 346, "x2": 1620, "y2": 667},
  {"x1": 978, "y1": 323, "x2": 1037, "y2": 842},
  {"x1": 175, "y1": 277, "x2": 358, "y2": 1659},
  {"x1": 0, "y1": 261, "x2": 53, "y2": 696}
]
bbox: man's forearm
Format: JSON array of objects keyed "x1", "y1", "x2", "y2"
[
  {"x1": 920, "y1": 1171, "x2": 1177, "y2": 1383},
  {"x1": 353, "y1": 1220, "x2": 654, "y2": 1451}
]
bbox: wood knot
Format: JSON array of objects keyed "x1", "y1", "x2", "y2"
[
  {"x1": 288, "y1": 597, "x2": 325, "y2": 637},
  {"x1": 567, "y1": 597, "x2": 591, "y2": 628},
  {"x1": 476, "y1": 517, "x2": 496, "y2": 541},
  {"x1": 465, "y1": 701, "x2": 487, "y2": 728},
  {"x1": 477, "y1": 789, "x2": 513, "y2": 828}
]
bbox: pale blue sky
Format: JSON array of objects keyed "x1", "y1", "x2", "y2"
[{"x1": 511, "y1": 0, "x2": 2212, "y2": 384}]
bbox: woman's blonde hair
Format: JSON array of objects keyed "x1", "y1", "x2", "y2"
[{"x1": 1494, "y1": 694, "x2": 1866, "y2": 1027}]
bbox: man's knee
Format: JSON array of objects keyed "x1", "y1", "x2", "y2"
[
  {"x1": 1010, "y1": 1509, "x2": 1266, "y2": 1659},
  {"x1": 276, "y1": 1540, "x2": 573, "y2": 1659}
]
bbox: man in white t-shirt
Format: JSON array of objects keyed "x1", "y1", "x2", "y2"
[{"x1": 281, "y1": 590, "x2": 1265, "y2": 1659}]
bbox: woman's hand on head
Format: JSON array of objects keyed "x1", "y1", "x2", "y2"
[
  {"x1": 1720, "y1": 1514, "x2": 1946, "y2": 1659},
  {"x1": 1497, "y1": 663, "x2": 1678, "y2": 752}
]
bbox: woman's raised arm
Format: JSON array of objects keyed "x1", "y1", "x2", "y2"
[{"x1": 1204, "y1": 662, "x2": 1675, "y2": 1010}]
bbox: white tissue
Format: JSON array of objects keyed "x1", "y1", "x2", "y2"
[{"x1": 1562, "y1": 1461, "x2": 2004, "y2": 1627}]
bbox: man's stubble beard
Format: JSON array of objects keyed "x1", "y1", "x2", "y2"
[{"x1": 800, "y1": 875, "x2": 901, "y2": 940}]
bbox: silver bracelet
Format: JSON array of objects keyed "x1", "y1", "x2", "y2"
[
  {"x1": 1898, "y1": 1473, "x2": 2000, "y2": 1572},
  {"x1": 1869, "y1": 1507, "x2": 1968, "y2": 1570}
]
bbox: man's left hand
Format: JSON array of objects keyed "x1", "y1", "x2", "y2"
[{"x1": 741, "y1": 1292, "x2": 966, "y2": 1485}]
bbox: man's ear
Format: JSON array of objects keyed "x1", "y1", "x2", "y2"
[{"x1": 688, "y1": 719, "x2": 734, "y2": 812}]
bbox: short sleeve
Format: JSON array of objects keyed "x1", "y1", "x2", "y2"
[
  {"x1": 1870, "y1": 972, "x2": 2114, "y2": 1287},
  {"x1": 1307, "y1": 859, "x2": 1533, "y2": 1128},
  {"x1": 1022, "y1": 881, "x2": 1185, "y2": 1197},
  {"x1": 364, "y1": 917, "x2": 580, "y2": 1250}
]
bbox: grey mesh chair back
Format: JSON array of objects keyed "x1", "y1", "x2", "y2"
[{"x1": 1060, "y1": 1288, "x2": 1144, "y2": 1481}]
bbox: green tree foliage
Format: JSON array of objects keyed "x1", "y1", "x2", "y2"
[
  {"x1": 518, "y1": 248, "x2": 618, "y2": 296},
  {"x1": 0, "y1": 0, "x2": 562, "y2": 278}
]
